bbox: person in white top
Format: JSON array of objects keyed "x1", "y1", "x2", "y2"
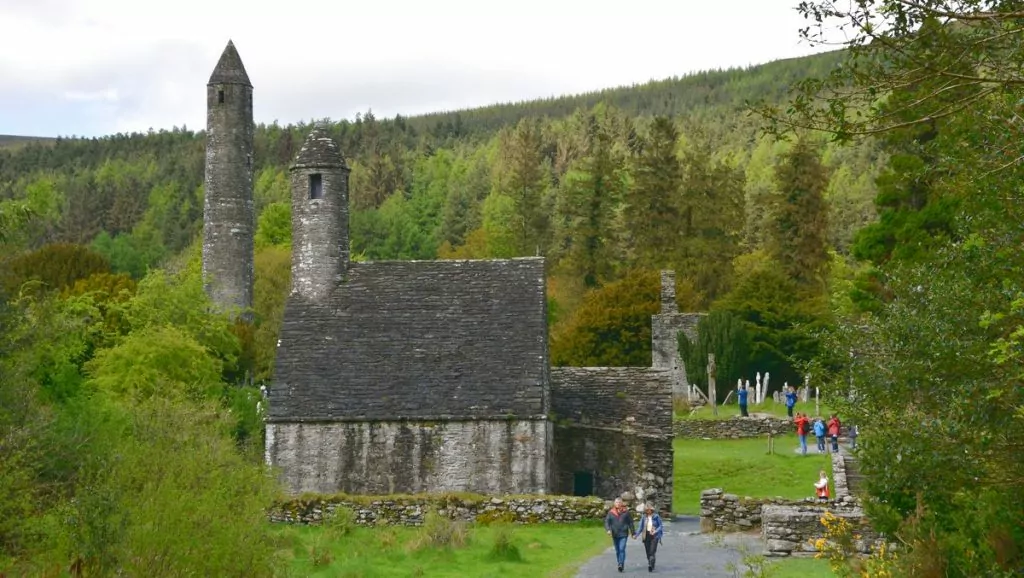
[
  {"x1": 632, "y1": 502, "x2": 664, "y2": 573},
  {"x1": 814, "y1": 470, "x2": 830, "y2": 502}
]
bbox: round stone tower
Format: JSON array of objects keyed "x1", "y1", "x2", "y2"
[
  {"x1": 290, "y1": 125, "x2": 350, "y2": 300},
  {"x1": 202, "y1": 39, "x2": 254, "y2": 320}
]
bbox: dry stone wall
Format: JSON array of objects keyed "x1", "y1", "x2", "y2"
[
  {"x1": 674, "y1": 416, "x2": 793, "y2": 439},
  {"x1": 268, "y1": 494, "x2": 608, "y2": 526},
  {"x1": 762, "y1": 503, "x2": 883, "y2": 557}
]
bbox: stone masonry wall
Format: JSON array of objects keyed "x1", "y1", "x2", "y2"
[
  {"x1": 700, "y1": 451, "x2": 858, "y2": 533},
  {"x1": 266, "y1": 419, "x2": 551, "y2": 496},
  {"x1": 290, "y1": 163, "x2": 349, "y2": 301},
  {"x1": 268, "y1": 494, "x2": 608, "y2": 526},
  {"x1": 203, "y1": 67, "x2": 254, "y2": 318},
  {"x1": 550, "y1": 367, "x2": 673, "y2": 513},
  {"x1": 651, "y1": 271, "x2": 705, "y2": 399},
  {"x1": 674, "y1": 416, "x2": 793, "y2": 439},
  {"x1": 762, "y1": 504, "x2": 883, "y2": 557}
]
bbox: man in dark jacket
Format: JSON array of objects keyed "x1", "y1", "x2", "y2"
[{"x1": 604, "y1": 497, "x2": 636, "y2": 572}]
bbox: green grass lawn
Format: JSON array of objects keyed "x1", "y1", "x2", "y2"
[
  {"x1": 273, "y1": 520, "x2": 608, "y2": 577},
  {"x1": 673, "y1": 436, "x2": 835, "y2": 514},
  {"x1": 768, "y1": 556, "x2": 836, "y2": 577},
  {"x1": 676, "y1": 398, "x2": 834, "y2": 420}
]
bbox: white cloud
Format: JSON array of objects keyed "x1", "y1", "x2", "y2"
[{"x1": 0, "y1": 0, "x2": 838, "y2": 136}]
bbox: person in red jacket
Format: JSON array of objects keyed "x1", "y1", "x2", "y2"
[
  {"x1": 827, "y1": 414, "x2": 842, "y2": 453},
  {"x1": 794, "y1": 413, "x2": 810, "y2": 455}
]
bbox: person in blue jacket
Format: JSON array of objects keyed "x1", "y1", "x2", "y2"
[
  {"x1": 737, "y1": 383, "x2": 749, "y2": 417},
  {"x1": 784, "y1": 385, "x2": 798, "y2": 417},
  {"x1": 813, "y1": 417, "x2": 827, "y2": 453},
  {"x1": 633, "y1": 502, "x2": 664, "y2": 573}
]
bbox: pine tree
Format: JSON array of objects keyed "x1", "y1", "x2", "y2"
[
  {"x1": 770, "y1": 139, "x2": 830, "y2": 288},
  {"x1": 626, "y1": 116, "x2": 682, "y2": 269}
]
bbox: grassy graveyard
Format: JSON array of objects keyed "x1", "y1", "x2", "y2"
[{"x1": 676, "y1": 398, "x2": 835, "y2": 420}]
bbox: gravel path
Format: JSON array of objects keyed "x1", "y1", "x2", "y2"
[{"x1": 574, "y1": 516, "x2": 762, "y2": 577}]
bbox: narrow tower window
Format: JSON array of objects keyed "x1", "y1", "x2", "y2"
[
  {"x1": 217, "y1": 89, "x2": 225, "y2": 104},
  {"x1": 309, "y1": 173, "x2": 323, "y2": 200}
]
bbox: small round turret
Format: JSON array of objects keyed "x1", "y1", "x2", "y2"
[{"x1": 290, "y1": 125, "x2": 351, "y2": 300}]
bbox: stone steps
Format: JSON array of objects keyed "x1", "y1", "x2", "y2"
[{"x1": 843, "y1": 456, "x2": 867, "y2": 496}]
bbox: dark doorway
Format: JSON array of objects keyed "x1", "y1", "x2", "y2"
[{"x1": 573, "y1": 471, "x2": 594, "y2": 497}]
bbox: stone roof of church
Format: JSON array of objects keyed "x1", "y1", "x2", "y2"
[
  {"x1": 208, "y1": 40, "x2": 252, "y2": 87},
  {"x1": 291, "y1": 125, "x2": 349, "y2": 170},
  {"x1": 269, "y1": 257, "x2": 550, "y2": 421}
]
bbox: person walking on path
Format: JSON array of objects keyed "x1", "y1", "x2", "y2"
[
  {"x1": 604, "y1": 498, "x2": 636, "y2": 573},
  {"x1": 784, "y1": 386, "x2": 798, "y2": 417},
  {"x1": 848, "y1": 423, "x2": 859, "y2": 449},
  {"x1": 794, "y1": 413, "x2": 810, "y2": 455},
  {"x1": 827, "y1": 414, "x2": 842, "y2": 453},
  {"x1": 633, "y1": 502, "x2": 664, "y2": 573},
  {"x1": 737, "y1": 383, "x2": 749, "y2": 417},
  {"x1": 812, "y1": 417, "x2": 827, "y2": 453}
]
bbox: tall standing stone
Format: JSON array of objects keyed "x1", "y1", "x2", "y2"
[
  {"x1": 203, "y1": 40, "x2": 254, "y2": 320},
  {"x1": 290, "y1": 126, "x2": 350, "y2": 300}
]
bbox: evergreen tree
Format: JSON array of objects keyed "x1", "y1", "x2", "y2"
[
  {"x1": 626, "y1": 116, "x2": 682, "y2": 268},
  {"x1": 678, "y1": 310, "x2": 752, "y2": 396},
  {"x1": 555, "y1": 124, "x2": 626, "y2": 288},
  {"x1": 769, "y1": 139, "x2": 830, "y2": 288}
]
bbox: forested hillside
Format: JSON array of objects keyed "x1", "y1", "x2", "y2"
[{"x1": 0, "y1": 47, "x2": 877, "y2": 390}]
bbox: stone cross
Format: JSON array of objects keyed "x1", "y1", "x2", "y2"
[
  {"x1": 763, "y1": 372, "x2": 770, "y2": 405},
  {"x1": 708, "y1": 353, "x2": 717, "y2": 416}
]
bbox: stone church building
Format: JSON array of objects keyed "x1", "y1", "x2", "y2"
[{"x1": 201, "y1": 41, "x2": 700, "y2": 512}]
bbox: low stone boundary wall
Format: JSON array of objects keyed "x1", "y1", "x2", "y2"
[
  {"x1": 762, "y1": 504, "x2": 883, "y2": 557},
  {"x1": 268, "y1": 493, "x2": 608, "y2": 526},
  {"x1": 674, "y1": 416, "x2": 793, "y2": 439},
  {"x1": 700, "y1": 450, "x2": 859, "y2": 533}
]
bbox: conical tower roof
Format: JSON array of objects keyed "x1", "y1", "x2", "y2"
[
  {"x1": 208, "y1": 40, "x2": 252, "y2": 87},
  {"x1": 291, "y1": 125, "x2": 349, "y2": 170}
]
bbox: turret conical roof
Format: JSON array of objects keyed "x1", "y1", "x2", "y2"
[
  {"x1": 291, "y1": 125, "x2": 349, "y2": 170},
  {"x1": 208, "y1": 40, "x2": 252, "y2": 87}
]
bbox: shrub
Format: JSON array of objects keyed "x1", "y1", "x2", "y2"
[
  {"x1": 324, "y1": 505, "x2": 357, "y2": 538},
  {"x1": 409, "y1": 511, "x2": 469, "y2": 551},
  {"x1": 488, "y1": 524, "x2": 523, "y2": 562}
]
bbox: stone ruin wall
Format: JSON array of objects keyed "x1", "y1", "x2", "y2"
[
  {"x1": 673, "y1": 416, "x2": 794, "y2": 439},
  {"x1": 699, "y1": 452, "x2": 884, "y2": 557},
  {"x1": 268, "y1": 494, "x2": 608, "y2": 526},
  {"x1": 550, "y1": 367, "x2": 674, "y2": 514},
  {"x1": 266, "y1": 418, "x2": 552, "y2": 497}
]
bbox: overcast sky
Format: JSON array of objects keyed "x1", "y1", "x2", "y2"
[{"x1": 0, "y1": 0, "x2": 834, "y2": 138}]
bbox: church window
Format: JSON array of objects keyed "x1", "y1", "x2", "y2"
[
  {"x1": 309, "y1": 173, "x2": 323, "y2": 199},
  {"x1": 218, "y1": 89, "x2": 225, "y2": 104}
]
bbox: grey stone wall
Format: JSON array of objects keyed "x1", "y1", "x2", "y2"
[
  {"x1": 673, "y1": 416, "x2": 794, "y2": 439},
  {"x1": 762, "y1": 504, "x2": 883, "y2": 557},
  {"x1": 550, "y1": 367, "x2": 674, "y2": 513},
  {"x1": 289, "y1": 161, "x2": 349, "y2": 300},
  {"x1": 202, "y1": 43, "x2": 254, "y2": 319},
  {"x1": 268, "y1": 494, "x2": 608, "y2": 526},
  {"x1": 699, "y1": 489, "x2": 817, "y2": 533},
  {"x1": 651, "y1": 271, "x2": 704, "y2": 399},
  {"x1": 266, "y1": 418, "x2": 551, "y2": 496}
]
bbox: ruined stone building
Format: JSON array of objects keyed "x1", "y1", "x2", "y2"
[{"x1": 200, "y1": 41, "x2": 697, "y2": 513}]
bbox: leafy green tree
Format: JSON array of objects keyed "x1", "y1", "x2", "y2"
[
  {"x1": 252, "y1": 247, "x2": 291, "y2": 381},
  {"x1": 85, "y1": 325, "x2": 224, "y2": 402},
  {"x1": 550, "y1": 269, "x2": 660, "y2": 366},
  {"x1": 254, "y1": 201, "x2": 291, "y2": 249},
  {"x1": 1, "y1": 243, "x2": 111, "y2": 297}
]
